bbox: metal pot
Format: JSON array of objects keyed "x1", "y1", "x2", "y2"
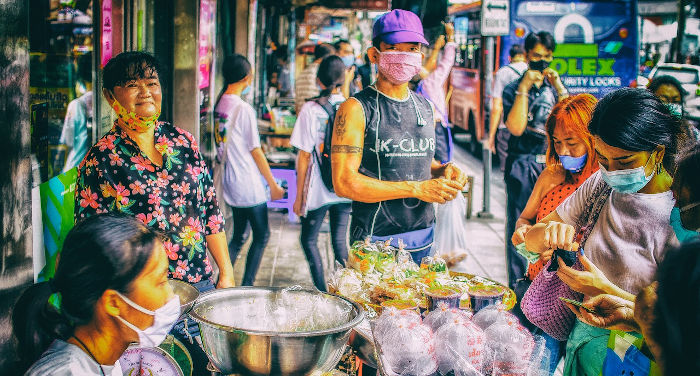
[
  {"x1": 169, "y1": 279, "x2": 199, "y2": 317},
  {"x1": 188, "y1": 287, "x2": 363, "y2": 375}
]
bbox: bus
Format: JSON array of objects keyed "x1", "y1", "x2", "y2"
[{"x1": 448, "y1": 0, "x2": 638, "y2": 150}]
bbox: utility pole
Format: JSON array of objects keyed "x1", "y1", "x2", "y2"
[{"x1": 676, "y1": 0, "x2": 687, "y2": 63}]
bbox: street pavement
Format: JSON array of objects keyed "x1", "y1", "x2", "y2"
[{"x1": 228, "y1": 134, "x2": 509, "y2": 287}]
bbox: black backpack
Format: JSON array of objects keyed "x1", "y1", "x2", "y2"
[{"x1": 311, "y1": 96, "x2": 338, "y2": 192}]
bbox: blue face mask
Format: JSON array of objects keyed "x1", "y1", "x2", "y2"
[
  {"x1": 670, "y1": 206, "x2": 700, "y2": 243},
  {"x1": 560, "y1": 153, "x2": 587, "y2": 173},
  {"x1": 241, "y1": 85, "x2": 251, "y2": 96},
  {"x1": 341, "y1": 55, "x2": 355, "y2": 68},
  {"x1": 599, "y1": 154, "x2": 656, "y2": 194}
]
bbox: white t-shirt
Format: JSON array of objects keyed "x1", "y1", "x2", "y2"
[
  {"x1": 60, "y1": 91, "x2": 93, "y2": 172},
  {"x1": 290, "y1": 93, "x2": 351, "y2": 212},
  {"x1": 215, "y1": 94, "x2": 267, "y2": 207},
  {"x1": 492, "y1": 61, "x2": 527, "y2": 129},
  {"x1": 556, "y1": 171, "x2": 679, "y2": 295},
  {"x1": 25, "y1": 339, "x2": 122, "y2": 376}
]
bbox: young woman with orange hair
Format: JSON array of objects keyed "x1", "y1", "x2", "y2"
[{"x1": 510, "y1": 93, "x2": 598, "y2": 374}]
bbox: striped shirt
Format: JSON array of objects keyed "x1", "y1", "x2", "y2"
[{"x1": 295, "y1": 62, "x2": 320, "y2": 110}]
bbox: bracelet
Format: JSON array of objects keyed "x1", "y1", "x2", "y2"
[{"x1": 515, "y1": 91, "x2": 529, "y2": 96}]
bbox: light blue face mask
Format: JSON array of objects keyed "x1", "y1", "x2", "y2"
[
  {"x1": 241, "y1": 85, "x2": 251, "y2": 96},
  {"x1": 599, "y1": 154, "x2": 656, "y2": 194},
  {"x1": 560, "y1": 153, "x2": 587, "y2": 173},
  {"x1": 670, "y1": 206, "x2": 700, "y2": 243},
  {"x1": 341, "y1": 55, "x2": 355, "y2": 68}
]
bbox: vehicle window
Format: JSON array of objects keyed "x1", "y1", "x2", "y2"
[{"x1": 654, "y1": 68, "x2": 699, "y2": 84}]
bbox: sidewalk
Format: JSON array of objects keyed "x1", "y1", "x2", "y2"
[{"x1": 231, "y1": 136, "x2": 508, "y2": 287}]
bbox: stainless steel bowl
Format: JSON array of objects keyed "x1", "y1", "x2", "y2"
[
  {"x1": 169, "y1": 279, "x2": 199, "y2": 316},
  {"x1": 188, "y1": 287, "x2": 363, "y2": 376}
]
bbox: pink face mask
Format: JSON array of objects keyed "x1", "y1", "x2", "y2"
[{"x1": 376, "y1": 50, "x2": 423, "y2": 85}]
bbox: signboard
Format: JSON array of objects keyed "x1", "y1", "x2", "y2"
[
  {"x1": 481, "y1": 0, "x2": 510, "y2": 36},
  {"x1": 101, "y1": 0, "x2": 113, "y2": 67},
  {"x1": 501, "y1": 0, "x2": 638, "y2": 98}
]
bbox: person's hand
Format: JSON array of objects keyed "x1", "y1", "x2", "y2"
[
  {"x1": 512, "y1": 224, "x2": 532, "y2": 246},
  {"x1": 344, "y1": 65, "x2": 356, "y2": 85},
  {"x1": 293, "y1": 197, "x2": 305, "y2": 217},
  {"x1": 434, "y1": 35, "x2": 446, "y2": 51},
  {"x1": 557, "y1": 253, "x2": 612, "y2": 297},
  {"x1": 543, "y1": 221, "x2": 576, "y2": 251},
  {"x1": 415, "y1": 178, "x2": 463, "y2": 204},
  {"x1": 564, "y1": 294, "x2": 638, "y2": 332},
  {"x1": 217, "y1": 273, "x2": 236, "y2": 289},
  {"x1": 437, "y1": 162, "x2": 468, "y2": 188},
  {"x1": 444, "y1": 22, "x2": 455, "y2": 42},
  {"x1": 519, "y1": 70, "x2": 543, "y2": 92},
  {"x1": 541, "y1": 248, "x2": 554, "y2": 262},
  {"x1": 487, "y1": 134, "x2": 497, "y2": 154},
  {"x1": 543, "y1": 67, "x2": 566, "y2": 94},
  {"x1": 270, "y1": 184, "x2": 285, "y2": 202}
]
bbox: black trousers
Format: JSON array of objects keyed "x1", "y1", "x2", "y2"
[
  {"x1": 300, "y1": 203, "x2": 351, "y2": 291},
  {"x1": 228, "y1": 203, "x2": 270, "y2": 286},
  {"x1": 504, "y1": 154, "x2": 546, "y2": 289}
]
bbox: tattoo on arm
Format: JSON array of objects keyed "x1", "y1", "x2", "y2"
[
  {"x1": 335, "y1": 112, "x2": 347, "y2": 138},
  {"x1": 331, "y1": 145, "x2": 362, "y2": 153}
]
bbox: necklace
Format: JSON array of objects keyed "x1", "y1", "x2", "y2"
[{"x1": 72, "y1": 335, "x2": 106, "y2": 376}]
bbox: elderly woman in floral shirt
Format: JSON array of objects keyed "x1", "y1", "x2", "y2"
[{"x1": 74, "y1": 51, "x2": 233, "y2": 374}]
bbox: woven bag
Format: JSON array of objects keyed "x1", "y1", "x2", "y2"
[{"x1": 521, "y1": 180, "x2": 612, "y2": 341}]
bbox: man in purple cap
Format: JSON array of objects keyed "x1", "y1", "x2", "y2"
[{"x1": 330, "y1": 9, "x2": 468, "y2": 263}]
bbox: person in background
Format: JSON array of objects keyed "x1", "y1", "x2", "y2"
[
  {"x1": 416, "y1": 22, "x2": 456, "y2": 164},
  {"x1": 13, "y1": 214, "x2": 177, "y2": 376},
  {"x1": 334, "y1": 39, "x2": 361, "y2": 95},
  {"x1": 214, "y1": 54, "x2": 285, "y2": 287},
  {"x1": 295, "y1": 43, "x2": 335, "y2": 113},
  {"x1": 565, "y1": 241, "x2": 700, "y2": 376},
  {"x1": 60, "y1": 53, "x2": 93, "y2": 172},
  {"x1": 502, "y1": 31, "x2": 568, "y2": 293},
  {"x1": 669, "y1": 143, "x2": 700, "y2": 243},
  {"x1": 357, "y1": 53, "x2": 373, "y2": 89},
  {"x1": 331, "y1": 9, "x2": 467, "y2": 263},
  {"x1": 524, "y1": 88, "x2": 683, "y2": 376},
  {"x1": 291, "y1": 56, "x2": 352, "y2": 291},
  {"x1": 75, "y1": 52, "x2": 233, "y2": 376},
  {"x1": 510, "y1": 93, "x2": 598, "y2": 374},
  {"x1": 647, "y1": 74, "x2": 700, "y2": 141},
  {"x1": 487, "y1": 44, "x2": 528, "y2": 170},
  {"x1": 273, "y1": 45, "x2": 292, "y2": 98}
]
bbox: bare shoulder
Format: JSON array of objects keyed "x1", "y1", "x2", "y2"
[
  {"x1": 334, "y1": 98, "x2": 365, "y2": 138},
  {"x1": 538, "y1": 165, "x2": 566, "y2": 188}
]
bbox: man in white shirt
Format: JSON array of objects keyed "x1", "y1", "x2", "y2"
[
  {"x1": 295, "y1": 43, "x2": 335, "y2": 112},
  {"x1": 487, "y1": 44, "x2": 528, "y2": 170}
]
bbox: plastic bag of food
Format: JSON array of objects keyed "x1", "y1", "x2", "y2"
[
  {"x1": 328, "y1": 268, "x2": 366, "y2": 303},
  {"x1": 423, "y1": 302, "x2": 470, "y2": 331},
  {"x1": 420, "y1": 256, "x2": 449, "y2": 275},
  {"x1": 483, "y1": 317, "x2": 534, "y2": 376},
  {"x1": 348, "y1": 238, "x2": 396, "y2": 275},
  {"x1": 373, "y1": 307, "x2": 423, "y2": 343},
  {"x1": 472, "y1": 304, "x2": 518, "y2": 330},
  {"x1": 434, "y1": 317, "x2": 485, "y2": 375},
  {"x1": 374, "y1": 314, "x2": 438, "y2": 376},
  {"x1": 525, "y1": 335, "x2": 552, "y2": 376}
]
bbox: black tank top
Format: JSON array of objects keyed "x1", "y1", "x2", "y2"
[{"x1": 349, "y1": 86, "x2": 436, "y2": 240}]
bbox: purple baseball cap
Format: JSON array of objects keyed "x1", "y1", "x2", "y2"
[{"x1": 373, "y1": 9, "x2": 428, "y2": 46}]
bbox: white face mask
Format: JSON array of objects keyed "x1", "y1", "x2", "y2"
[{"x1": 116, "y1": 292, "x2": 180, "y2": 348}]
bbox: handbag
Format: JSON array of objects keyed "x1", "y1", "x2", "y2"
[{"x1": 521, "y1": 180, "x2": 612, "y2": 341}]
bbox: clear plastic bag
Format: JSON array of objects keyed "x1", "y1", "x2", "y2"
[
  {"x1": 433, "y1": 193, "x2": 469, "y2": 256},
  {"x1": 433, "y1": 318, "x2": 485, "y2": 375},
  {"x1": 423, "y1": 303, "x2": 471, "y2": 331},
  {"x1": 373, "y1": 309, "x2": 438, "y2": 376}
]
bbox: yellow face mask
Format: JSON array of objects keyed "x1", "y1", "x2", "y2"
[{"x1": 110, "y1": 97, "x2": 161, "y2": 133}]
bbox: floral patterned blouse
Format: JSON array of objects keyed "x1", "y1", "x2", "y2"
[{"x1": 75, "y1": 122, "x2": 225, "y2": 283}]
